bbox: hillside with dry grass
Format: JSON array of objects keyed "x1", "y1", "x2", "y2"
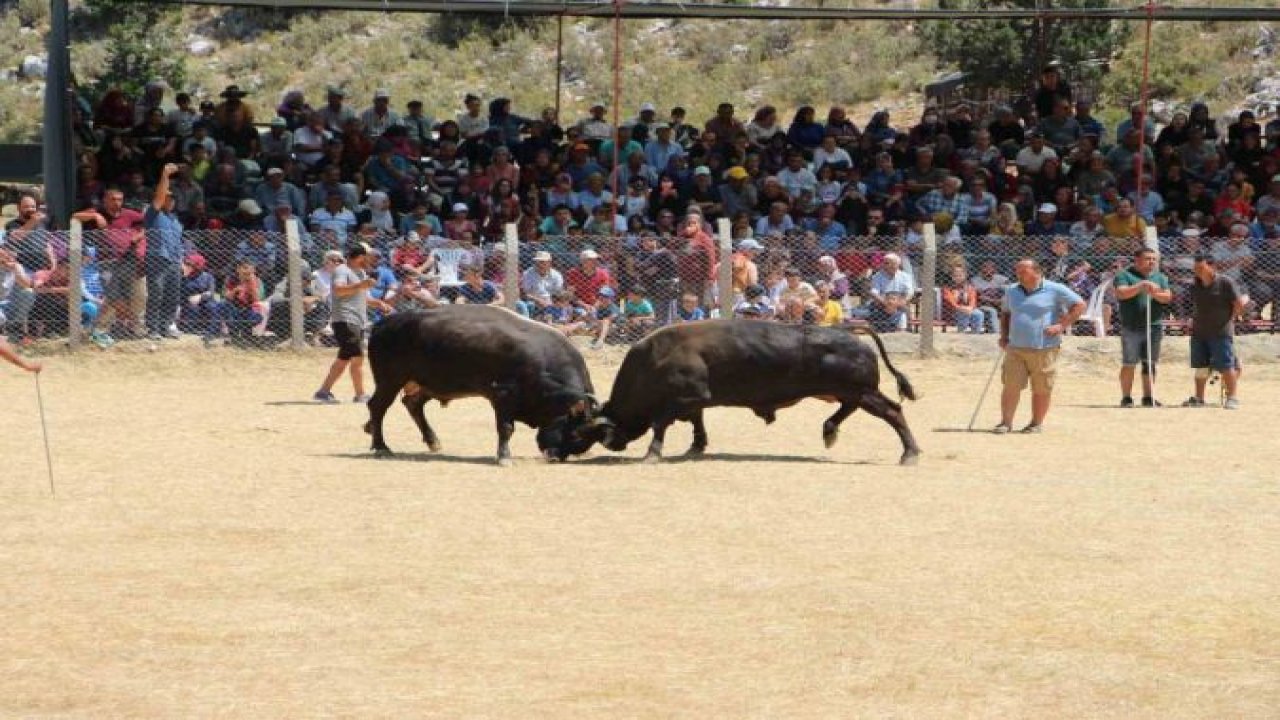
[{"x1": 0, "y1": 3, "x2": 1275, "y2": 142}]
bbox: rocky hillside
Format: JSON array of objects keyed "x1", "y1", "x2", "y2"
[{"x1": 0, "y1": 3, "x2": 1275, "y2": 142}]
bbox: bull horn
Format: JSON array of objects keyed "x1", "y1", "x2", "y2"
[{"x1": 590, "y1": 416, "x2": 616, "y2": 429}]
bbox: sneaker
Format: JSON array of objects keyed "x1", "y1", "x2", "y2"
[
  {"x1": 353, "y1": 394, "x2": 371, "y2": 403},
  {"x1": 1020, "y1": 423, "x2": 1043, "y2": 434},
  {"x1": 146, "y1": 333, "x2": 163, "y2": 342},
  {"x1": 1140, "y1": 397, "x2": 1162, "y2": 408},
  {"x1": 1120, "y1": 396, "x2": 1134, "y2": 408},
  {"x1": 165, "y1": 326, "x2": 181, "y2": 339},
  {"x1": 1182, "y1": 396, "x2": 1206, "y2": 408},
  {"x1": 1224, "y1": 397, "x2": 1240, "y2": 410},
  {"x1": 90, "y1": 331, "x2": 113, "y2": 349},
  {"x1": 992, "y1": 423, "x2": 1012, "y2": 435},
  {"x1": 313, "y1": 390, "x2": 340, "y2": 404}
]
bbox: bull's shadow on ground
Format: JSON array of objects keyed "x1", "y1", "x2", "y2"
[
  {"x1": 324, "y1": 451, "x2": 497, "y2": 466},
  {"x1": 323, "y1": 451, "x2": 875, "y2": 466}
]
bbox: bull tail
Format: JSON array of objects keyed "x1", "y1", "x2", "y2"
[{"x1": 850, "y1": 326, "x2": 917, "y2": 402}]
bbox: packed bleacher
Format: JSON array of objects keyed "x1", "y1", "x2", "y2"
[{"x1": 3, "y1": 65, "x2": 1280, "y2": 348}]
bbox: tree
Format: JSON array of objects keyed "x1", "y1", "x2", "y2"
[
  {"x1": 432, "y1": 13, "x2": 545, "y2": 49},
  {"x1": 80, "y1": 0, "x2": 187, "y2": 101},
  {"x1": 921, "y1": 0, "x2": 1129, "y2": 92}
]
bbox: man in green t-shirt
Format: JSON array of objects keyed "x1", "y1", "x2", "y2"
[{"x1": 1114, "y1": 247, "x2": 1173, "y2": 407}]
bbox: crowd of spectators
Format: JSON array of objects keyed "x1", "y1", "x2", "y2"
[{"x1": 4, "y1": 65, "x2": 1280, "y2": 347}]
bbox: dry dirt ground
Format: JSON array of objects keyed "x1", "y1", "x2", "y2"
[{"x1": 0, "y1": 335, "x2": 1278, "y2": 718}]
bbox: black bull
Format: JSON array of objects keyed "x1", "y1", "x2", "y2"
[
  {"x1": 363, "y1": 306, "x2": 597, "y2": 465},
  {"x1": 541, "y1": 320, "x2": 922, "y2": 464}
]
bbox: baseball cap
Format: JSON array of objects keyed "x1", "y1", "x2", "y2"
[
  {"x1": 726, "y1": 166, "x2": 749, "y2": 180},
  {"x1": 737, "y1": 239, "x2": 763, "y2": 251},
  {"x1": 598, "y1": 286, "x2": 616, "y2": 298},
  {"x1": 374, "y1": 88, "x2": 391, "y2": 99},
  {"x1": 238, "y1": 199, "x2": 263, "y2": 216},
  {"x1": 266, "y1": 166, "x2": 285, "y2": 176},
  {"x1": 639, "y1": 102, "x2": 656, "y2": 113},
  {"x1": 693, "y1": 166, "x2": 712, "y2": 176},
  {"x1": 580, "y1": 249, "x2": 600, "y2": 260},
  {"x1": 652, "y1": 122, "x2": 671, "y2": 131},
  {"x1": 451, "y1": 202, "x2": 469, "y2": 213},
  {"x1": 270, "y1": 116, "x2": 287, "y2": 127},
  {"x1": 1037, "y1": 203, "x2": 1058, "y2": 214},
  {"x1": 533, "y1": 251, "x2": 553, "y2": 262}
]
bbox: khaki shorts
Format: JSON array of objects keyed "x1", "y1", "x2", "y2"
[{"x1": 1003, "y1": 347, "x2": 1060, "y2": 394}]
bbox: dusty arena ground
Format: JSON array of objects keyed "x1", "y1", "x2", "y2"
[{"x1": 1, "y1": 334, "x2": 1277, "y2": 718}]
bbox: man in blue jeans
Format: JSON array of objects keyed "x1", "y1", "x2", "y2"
[
  {"x1": 997, "y1": 258, "x2": 1086, "y2": 434},
  {"x1": 144, "y1": 163, "x2": 186, "y2": 340},
  {"x1": 1184, "y1": 254, "x2": 1247, "y2": 409}
]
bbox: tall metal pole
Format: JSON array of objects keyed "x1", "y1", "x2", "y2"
[
  {"x1": 1134, "y1": 2, "x2": 1155, "y2": 192},
  {"x1": 609, "y1": 0, "x2": 624, "y2": 233},
  {"x1": 554, "y1": 13, "x2": 564, "y2": 127},
  {"x1": 42, "y1": 0, "x2": 74, "y2": 229}
]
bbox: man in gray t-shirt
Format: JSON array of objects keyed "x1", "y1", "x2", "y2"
[{"x1": 314, "y1": 243, "x2": 392, "y2": 404}]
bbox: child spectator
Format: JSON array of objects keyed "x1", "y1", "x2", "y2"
[
  {"x1": 620, "y1": 285, "x2": 656, "y2": 337},
  {"x1": 456, "y1": 264, "x2": 504, "y2": 306},
  {"x1": 545, "y1": 290, "x2": 586, "y2": 334},
  {"x1": 584, "y1": 285, "x2": 620, "y2": 349},
  {"x1": 81, "y1": 246, "x2": 113, "y2": 347},
  {"x1": 942, "y1": 265, "x2": 986, "y2": 333},
  {"x1": 387, "y1": 273, "x2": 440, "y2": 312},
  {"x1": 674, "y1": 291, "x2": 706, "y2": 323},
  {"x1": 734, "y1": 284, "x2": 775, "y2": 320}
]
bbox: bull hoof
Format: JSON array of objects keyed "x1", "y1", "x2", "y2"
[
  {"x1": 426, "y1": 440, "x2": 442, "y2": 453},
  {"x1": 686, "y1": 445, "x2": 706, "y2": 457},
  {"x1": 373, "y1": 447, "x2": 394, "y2": 458},
  {"x1": 642, "y1": 453, "x2": 664, "y2": 464},
  {"x1": 899, "y1": 452, "x2": 920, "y2": 466},
  {"x1": 823, "y1": 430, "x2": 838, "y2": 449},
  {"x1": 496, "y1": 457, "x2": 514, "y2": 468}
]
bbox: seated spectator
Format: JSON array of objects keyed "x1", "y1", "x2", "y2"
[
  {"x1": 215, "y1": 259, "x2": 266, "y2": 340},
  {"x1": 777, "y1": 267, "x2": 819, "y2": 324},
  {"x1": 942, "y1": 265, "x2": 989, "y2": 333},
  {"x1": 545, "y1": 289, "x2": 587, "y2": 333},
  {"x1": 812, "y1": 280, "x2": 844, "y2": 326},
  {"x1": 178, "y1": 253, "x2": 217, "y2": 336},
  {"x1": 755, "y1": 200, "x2": 795, "y2": 238},
  {"x1": 1211, "y1": 223, "x2": 1255, "y2": 285},
  {"x1": 734, "y1": 283, "x2": 775, "y2": 320},
  {"x1": 519, "y1": 250, "x2": 564, "y2": 318},
  {"x1": 777, "y1": 150, "x2": 818, "y2": 200},
  {"x1": 868, "y1": 252, "x2": 914, "y2": 332},
  {"x1": 235, "y1": 230, "x2": 281, "y2": 286},
  {"x1": 620, "y1": 285, "x2": 656, "y2": 331},
  {"x1": 309, "y1": 191, "x2": 359, "y2": 245},
  {"x1": 674, "y1": 291, "x2": 706, "y2": 323},
  {"x1": 387, "y1": 273, "x2": 440, "y2": 312},
  {"x1": 581, "y1": 285, "x2": 620, "y2": 349},
  {"x1": 456, "y1": 264, "x2": 504, "y2": 306},
  {"x1": 390, "y1": 234, "x2": 430, "y2": 278},
  {"x1": 1103, "y1": 197, "x2": 1147, "y2": 251},
  {"x1": 814, "y1": 255, "x2": 850, "y2": 301},
  {"x1": 971, "y1": 259, "x2": 1009, "y2": 315}
]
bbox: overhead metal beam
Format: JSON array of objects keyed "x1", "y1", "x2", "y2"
[{"x1": 144, "y1": 1, "x2": 1280, "y2": 23}]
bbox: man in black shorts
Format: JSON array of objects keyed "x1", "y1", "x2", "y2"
[
  {"x1": 1184, "y1": 254, "x2": 1247, "y2": 409},
  {"x1": 313, "y1": 244, "x2": 390, "y2": 404}
]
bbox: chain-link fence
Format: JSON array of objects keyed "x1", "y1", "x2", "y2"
[{"x1": 3, "y1": 222, "x2": 1277, "y2": 352}]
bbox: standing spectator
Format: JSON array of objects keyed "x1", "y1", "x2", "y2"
[
  {"x1": 72, "y1": 188, "x2": 145, "y2": 337},
  {"x1": 1033, "y1": 63, "x2": 1073, "y2": 122},
  {"x1": 1114, "y1": 248, "x2": 1173, "y2": 407},
  {"x1": 360, "y1": 89, "x2": 402, "y2": 139},
  {"x1": 313, "y1": 244, "x2": 389, "y2": 404},
  {"x1": 1183, "y1": 254, "x2": 1246, "y2": 409},
  {"x1": 995, "y1": 259, "x2": 1086, "y2": 434},
  {"x1": 0, "y1": 248, "x2": 35, "y2": 345},
  {"x1": 143, "y1": 164, "x2": 186, "y2": 340},
  {"x1": 4, "y1": 195, "x2": 55, "y2": 275}
]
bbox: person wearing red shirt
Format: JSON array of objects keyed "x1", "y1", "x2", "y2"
[
  {"x1": 72, "y1": 188, "x2": 146, "y2": 337},
  {"x1": 565, "y1": 249, "x2": 614, "y2": 307}
]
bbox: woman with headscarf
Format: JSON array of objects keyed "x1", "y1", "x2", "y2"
[
  {"x1": 787, "y1": 106, "x2": 826, "y2": 154},
  {"x1": 360, "y1": 191, "x2": 399, "y2": 240},
  {"x1": 863, "y1": 110, "x2": 896, "y2": 145},
  {"x1": 277, "y1": 89, "x2": 313, "y2": 131},
  {"x1": 487, "y1": 98, "x2": 533, "y2": 148}
]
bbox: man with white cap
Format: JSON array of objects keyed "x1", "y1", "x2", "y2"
[
  {"x1": 565, "y1": 248, "x2": 615, "y2": 306},
  {"x1": 519, "y1": 250, "x2": 564, "y2": 318},
  {"x1": 1026, "y1": 203, "x2": 1065, "y2": 238},
  {"x1": 360, "y1": 88, "x2": 402, "y2": 139},
  {"x1": 631, "y1": 102, "x2": 658, "y2": 143},
  {"x1": 253, "y1": 166, "x2": 307, "y2": 218},
  {"x1": 262, "y1": 117, "x2": 295, "y2": 158}
]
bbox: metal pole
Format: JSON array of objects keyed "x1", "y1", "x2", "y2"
[
  {"x1": 1144, "y1": 226, "x2": 1159, "y2": 406},
  {"x1": 1134, "y1": 2, "x2": 1155, "y2": 191},
  {"x1": 716, "y1": 218, "x2": 733, "y2": 320},
  {"x1": 919, "y1": 222, "x2": 938, "y2": 357},
  {"x1": 503, "y1": 223, "x2": 520, "y2": 313},
  {"x1": 286, "y1": 219, "x2": 305, "y2": 350},
  {"x1": 68, "y1": 220, "x2": 83, "y2": 349},
  {"x1": 35, "y1": 373, "x2": 55, "y2": 496},
  {"x1": 554, "y1": 13, "x2": 565, "y2": 124},
  {"x1": 609, "y1": 0, "x2": 624, "y2": 231},
  {"x1": 42, "y1": 0, "x2": 73, "y2": 229}
]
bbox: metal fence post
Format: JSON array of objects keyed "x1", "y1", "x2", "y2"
[
  {"x1": 286, "y1": 219, "x2": 305, "y2": 350},
  {"x1": 68, "y1": 220, "x2": 83, "y2": 349},
  {"x1": 503, "y1": 224, "x2": 520, "y2": 312},
  {"x1": 1143, "y1": 226, "x2": 1159, "y2": 253},
  {"x1": 717, "y1": 218, "x2": 732, "y2": 319},
  {"x1": 918, "y1": 223, "x2": 938, "y2": 357}
]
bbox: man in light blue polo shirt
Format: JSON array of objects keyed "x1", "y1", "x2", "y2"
[{"x1": 996, "y1": 258, "x2": 1086, "y2": 434}]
